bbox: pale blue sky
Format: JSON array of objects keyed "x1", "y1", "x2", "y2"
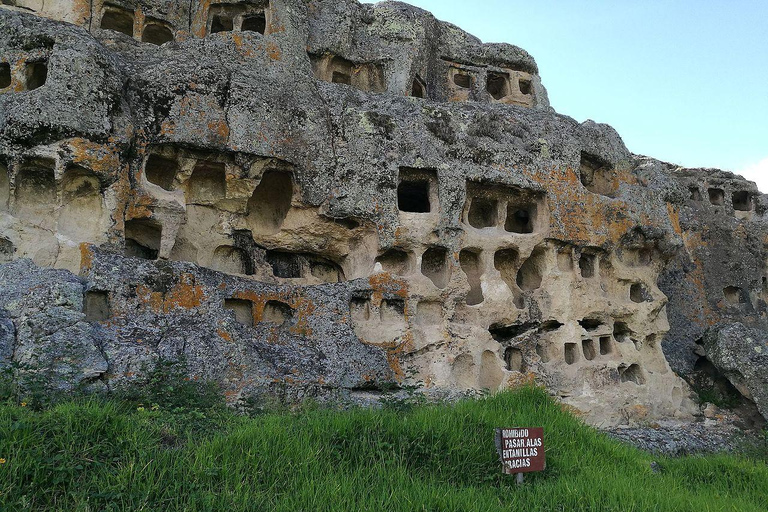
[{"x1": 364, "y1": 1, "x2": 768, "y2": 190}]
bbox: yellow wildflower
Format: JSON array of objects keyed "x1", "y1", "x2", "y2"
[
  {"x1": 0, "y1": 458, "x2": 6, "y2": 464},
  {"x1": 20, "y1": 402, "x2": 27, "y2": 407}
]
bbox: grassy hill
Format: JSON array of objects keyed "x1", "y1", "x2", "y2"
[{"x1": 0, "y1": 386, "x2": 766, "y2": 511}]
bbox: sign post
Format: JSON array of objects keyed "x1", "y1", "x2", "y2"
[{"x1": 495, "y1": 428, "x2": 545, "y2": 484}]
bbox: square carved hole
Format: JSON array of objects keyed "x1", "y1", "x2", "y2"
[
  {"x1": 210, "y1": 13, "x2": 234, "y2": 33},
  {"x1": 486, "y1": 72, "x2": 509, "y2": 100},
  {"x1": 124, "y1": 219, "x2": 161, "y2": 260},
  {"x1": 732, "y1": 191, "x2": 752, "y2": 212},
  {"x1": 564, "y1": 343, "x2": 578, "y2": 365},
  {"x1": 242, "y1": 13, "x2": 267, "y2": 34},
  {"x1": 505, "y1": 206, "x2": 534, "y2": 234},
  {"x1": 144, "y1": 154, "x2": 178, "y2": 191},
  {"x1": 599, "y1": 336, "x2": 612, "y2": 355},
  {"x1": 421, "y1": 246, "x2": 449, "y2": 289},
  {"x1": 411, "y1": 75, "x2": 426, "y2": 98},
  {"x1": 453, "y1": 71, "x2": 471, "y2": 89},
  {"x1": 225, "y1": 298, "x2": 253, "y2": 326},
  {"x1": 0, "y1": 63, "x2": 11, "y2": 89},
  {"x1": 708, "y1": 188, "x2": 724, "y2": 206},
  {"x1": 25, "y1": 61, "x2": 47, "y2": 90},
  {"x1": 689, "y1": 186, "x2": 702, "y2": 201},
  {"x1": 84, "y1": 290, "x2": 110, "y2": 322},
  {"x1": 142, "y1": 23, "x2": 174, "y2": 45},
  {"x1": 266, "y1": 250, "x2": 302, "y2": 279},
  {"x1": 398, "y1": 180, "x2": 430, "y2": 213},
  {"x1": 519, "y1": 79, "x2": 532, "y2": 95},
  {"x1": 578, "y1": 253, "x2": 596, "y2": 278},
  {"x1": 467, "y1": 197, "x2": 498, "y2": 228},
  {"x1": 101, "y1": 8, "x2": 135, "y2": 37}
]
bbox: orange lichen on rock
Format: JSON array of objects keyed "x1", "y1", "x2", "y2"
[{"x1": 164, "y1": 273, "x2": 206, "y2": 311}]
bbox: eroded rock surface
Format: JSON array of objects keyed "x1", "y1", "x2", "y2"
[
  {"x1": 0, "y1": 0, "x2": 766, "y2": 425},
  {"x1": 702, "y1": 324, "x2": 768, "y2": 421}
]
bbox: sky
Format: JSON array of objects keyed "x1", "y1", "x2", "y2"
[{"x1": 363, "y1": 0, "x2": 768, "y2": 191}]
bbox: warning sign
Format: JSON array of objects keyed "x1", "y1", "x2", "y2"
[{"x1": 495, "y1": 428, "x2": 545, "y2": 474}]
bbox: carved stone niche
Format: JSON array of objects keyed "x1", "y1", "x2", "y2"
[
  {"x1": 207, "y1": 1, "x2": 272, "y2": 36},
  {"x1": 310, "y1": 53, "x2": 386, "y2": 93},
  {"x1": 486, "y1": 67, "x2": 535, "y2": 107}
]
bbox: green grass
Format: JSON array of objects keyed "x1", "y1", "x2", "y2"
[{"x1": 0, "y1": 387, "x2": 766, "y2": 511}]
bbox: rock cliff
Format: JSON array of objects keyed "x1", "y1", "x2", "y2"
[{"x1": 1, "y1": 0, "x2": 765, "y2": 426}]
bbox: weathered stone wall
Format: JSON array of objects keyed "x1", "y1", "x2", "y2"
[{"x1": 1, "y1": 1, "x2": 765, "y2": 425}]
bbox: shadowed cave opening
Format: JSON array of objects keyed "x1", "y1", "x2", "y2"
[
  {"x1": 505, "y1": 206, "x2": 534, "y2": 233},
  {"x1": 630, "y1": 283, "x2": 652, "y2": 303},
  {"x1": 564, "y1": 343, "x2": 578, "y2": 365},
  {"x1": 24, "y1": 60, "x2": 47, "y2": 90},
  {"x1": 142, "y1": 23, "x2": 174, "y2": 45},
  {"x1": 380, "y1": 299, "x2": 405, "y2": 322},
  {"x1": 732, "y1": 191, "x2": 752, "y2": 212},
  {"x1": 0, "y1": 237, "x2": 14, "y2": 263},
  {"x1": 579, "y1": 253, "x2": 596, "y2": 278},
  {"x1": 723, "y1": 286, "x2": 745, "y2": 305},
  {"x1": 144, "y1": 154, "x2": 178, "y2": 191},
  {"x1": 613, "y1": 322, "x2": 632, "y2": 343},
  {"x1": 519, "y1": 79, "x2": 532, "y2": 95},
  {"x1": 242, "y1": 13, "x2": 266, "y2": 34},
  {"x1": 579, "y1": 152, "x2": 614, "y2": 197},
  {"x1": 210, "y1": 13, "x2": 235, "y2": 33},
  {"x1": 421, "y1": 246, "x2": 449, "y2": 289},
  {"x1": 411, "y1": 75, "x2": 426, "y2": 98},
  {"x1": 124, "y1": 219, "x2": 161, "y2": 260},
  {"x1": 248, "y1": 170, "x2": 293, "y2": 234},
  {"x1": 453, "y1": 71, "x2": 471, "y2": 89},
  {"x1": 398, "y1": 180, "x2": 430, "y2": 213},
  {"x1": 467, "y1": 197, "x2": 497, "y2": 228},
  {"x1": 516, "y1": 247, "x2": 545, "y2": 291},
  {"x1": 579, "y1": 318, "x2": 602, "y2": 331},
  {"x1": 350, "y1": 296, "x2": 371, "y2": 322},
  {"x1": 0, "y1": 63, "x2": 10, "y2": 89},
  {"x1": 266, "y1": 251, "x2": 301, "y2": 278},
  {"x1": 330, "y1": 56, "x2": 353, "y2": 85},
  {"x1": 599, "y1": 336, "x2": 613, "y2": 355},
  {"x1": 486, "y1": 71, "x2": 509, "y2": 100},
  {"x1": 619, "y1": 363, "x2": 645, "y2": 385},
  {"x1": 689, "y1": 186, "x2": 702, "y2": 201},
  {"x1": 708, "y1": 188, "x2": 724, "y2": 206},
  {"x1": 15, "y1": 161, "x2": 55, "y2": 214},
  {"x1": 494, "y1": 248, "x2": 518, "y2": 293},
  {"x1": 101, "y1": 7, "x2": 134, "y2": 37}
]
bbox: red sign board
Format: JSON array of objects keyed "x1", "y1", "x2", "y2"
[{"x1": 495, "y1": 428, "x2": 545, "y2": 474}]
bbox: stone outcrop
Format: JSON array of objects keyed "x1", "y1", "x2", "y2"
[
  {"x1": 0, "y1": 0, "x2": 765, "y2": 425},
  {"x1": 702, "y1": 324, "x2": 768, "y2": 421}
]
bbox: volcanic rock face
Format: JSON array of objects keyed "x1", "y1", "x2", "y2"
[{"x1": 0, "y1": 0, "x2": 765, "y2": 425}]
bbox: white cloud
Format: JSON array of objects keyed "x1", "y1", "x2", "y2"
[{"x1": 737, "y1": 157, "x2": 768, "y2": 193}]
